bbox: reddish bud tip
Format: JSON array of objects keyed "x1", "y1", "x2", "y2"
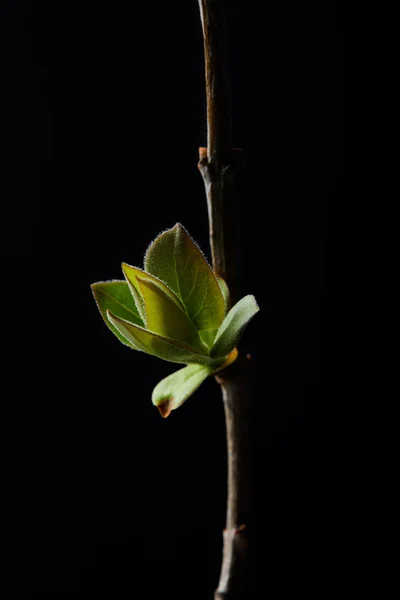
[{"x1": 157, "y1": 399, "x2": 173, "y2": 418}]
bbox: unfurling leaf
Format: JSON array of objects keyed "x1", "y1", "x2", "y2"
[
  {"x1": 91, "y1": 223, "x2": 259, "y2": 414},
  {"x1": 211, "y1": 295, "x2": 259, "y2": 358},
  {"x1": 216, "y1": 275, "x2": 231, "y2": 312},
  {"x1": 123, "y1": 263, "x2": 204, "y2": 352}
]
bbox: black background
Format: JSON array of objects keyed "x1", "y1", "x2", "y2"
[{"x1": 1, "y1": 1, "x2": 383, "y2": 597}]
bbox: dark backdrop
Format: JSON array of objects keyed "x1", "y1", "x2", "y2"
[{"x1": 1, "y1": 1, "x2": 383, "y2": 597}]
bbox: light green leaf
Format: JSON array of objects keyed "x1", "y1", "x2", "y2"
[
  {"x1": 199, "y1": 328, "x2": 218, "y2": 349},
  {"x1": 216, "y1": 275, "x2": 231, "y2": 312},
  {"x1": 144, "y1": 223, "x2": 225, "y2": 331},
  {"x1": 107, "y1": 311, "x2": 224, "y2": 366},
  {"x1": 211, "y1": 295, "x2": 259, "y2": 358},
  {"x1": 152, "y1": 363, "x2": 213, "y2": 417},
  {"x1": 123, "y1": 263, "x2": 183, "y2": 308},
  {"x1": 126, "y1": 278, "x2": 146, "y2": 324},
  {"x1": 135, "y1": 276, "x2": 206, "y2": 352},
  {"x1": 152, "y1": 347, "x2": 239, "y2": 417},
  {"x1": 91, "y1": 281, "x2": 144, "y2": 348},
  {"x1": 122, "y1": 263, "x2": 184, "y2": 325}
]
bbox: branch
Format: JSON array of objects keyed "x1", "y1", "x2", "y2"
[
  {"x1": 197, "y1": 0, "x2": 242, "y2": 304},
  {"x1": 214, "y1": 355, "x2": 252, "y2": 599},
  {"x1": 197, "y1": 1, "x2": 252, "y2": 598}
]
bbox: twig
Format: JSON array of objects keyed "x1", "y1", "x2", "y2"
[{"x1": 197, "y1": 1, "x2": 251, "y2": 597}]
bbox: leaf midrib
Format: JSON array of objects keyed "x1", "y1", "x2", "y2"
[{"x1": 98, "y1": 286, "x2": 142, "y2": 324}]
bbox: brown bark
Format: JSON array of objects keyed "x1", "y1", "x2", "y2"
[{"x1": 197, "y1": 1, "x2": 252, "y2": 597}]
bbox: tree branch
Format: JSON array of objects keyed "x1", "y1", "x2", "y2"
[
  {"x1": 197, "y1": 1, "x2": 251, "y2": 598},
  {"x1": 214, "y1": 355, "x2": 251, "y2": 599}
]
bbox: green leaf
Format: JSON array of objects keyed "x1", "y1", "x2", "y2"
[
  {"x1": 211, "y1": 295, "x2": 259, "y2": 358},
  {"x1": 123, "y1": 263, "x2": 184, "y2": 309},
  {"x1": 216, "y1": 275, "x2": 231, "y2": 312},
  {"x1": 107, "y1": 311, "x2": 225, "y2": 366},
  {"x1": 122, "y1": 263, "x2": 181, "y2": 325},
  {"x1": 91, "y1": 281, "x2": 144, "y2": 348},
  {"x1": 152, "y1": 363, "x2": 213, "y2": 417},
  {"x1": 125, "y1": 278, "x2": 147, "y2": 324},
  {"x1": 123, "y1": 263, "x2": 205, "y2": 351},
  {"x1": 135, "y1": 276, "x2": 206, "y2": 352},
  {"x1": 144, "y1": 223, "x2": 225, "y2": 331},
  {"x1": 199, "y1": 328, "x2": 218, "y2": 349},
  {"x1": 152, "y1": 347, "x2": 239, "y2": 417}
]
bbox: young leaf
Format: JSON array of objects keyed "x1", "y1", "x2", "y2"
[
  {"x1": 126, "y1": 282, "x2": 146, "y2": 325},
  {"x1": 211, "y1": 295, "x2": 259, "y2": 358},
  {"x1": 144, "y1": 223, "x2": 225, "y2": 331},
  {"x1": 135, "y1": 276, "x2": 206, "y2": 352},
  {"x1": 107, "y1": 311, "x2": 224, "y2": 366},
  {"x1": 152, "y1": 363, "x2": 213, "y2": 417},
  {"x1": 153, "y1": 347, "x2": 239, "y2": 417},
  {"x1": 122, "y1": 263, "x2": 184, "y2": 308},
  {"x1": 91, "y1": 281, "x2": 144, "y2": 348},
  {"x1": 199, "y1": 328, "x2": 218, "y2": 349},
  {"x1": 216, "y1": 275, "x2": 231, "y2": 312},
  {"x1": 122, "y1": 263, "x2": 184, "y2": 325}
]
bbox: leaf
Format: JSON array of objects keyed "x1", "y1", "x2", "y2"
[
  {"x1": 152, "y1": 363, "x2": 213, "y2": 417},
  {"x1": 211, "y1": 295, "x2": 259, "y2": 358},
  {"x1": 199, "y1": 328, "x2": 218, "y2": 349},
  {"x1": 144, "y1": 223, "x2": 225, "y2": 331},
  {"x1": 135, "y1": 276, "x2": 206, "y2": 352},
  {"x1": 123, "y1": 263, "x2": 183, "y2": 309},
  {"x1": 107, "y1": 311, "x2": 225, "y2": 366},
  {"x1": 123, "y1": 263, "x2": 205, "y2": 351},
  {"x1": 216, "y1": 275, "x2": 231, "y2": 312},
  {"x1": 126, "y1": 279, "x2": 146, "y2": 324},
  {"x1": 153, "y1": 347, "x2": 239, "y2": 417},
  {"x1": 122, "y1": 263, "x2": 183, "y2": 325},
  {"x1": 91, "y1": 281, "x2": 144, "y2": 348}
]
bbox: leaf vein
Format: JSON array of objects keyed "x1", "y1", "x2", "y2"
[{"x1": 98, "y1": 287, "x2": 141, "y2": 322}]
